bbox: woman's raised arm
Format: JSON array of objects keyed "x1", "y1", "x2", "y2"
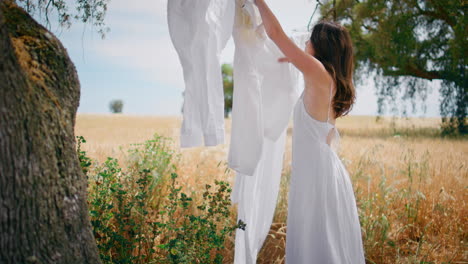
[{"x1": 254, "y1": 0, "x2": 328, "y2": 82}]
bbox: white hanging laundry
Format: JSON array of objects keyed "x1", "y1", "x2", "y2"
[
  {"x1": 167, "y1": 0, "x2": 234, "y2": 147},
  {"x1": 229, "y1": 1, "x2": 306, "y2": 263},
  {"x1": 230, "y1": 130, "x2": 287, "y2": 264},
  {"x1": 228, "y1": 0, "x2": 299, "y2": 176},
  {"x1": 167, "y1": 1, "x2": 305, "y2": 263}
]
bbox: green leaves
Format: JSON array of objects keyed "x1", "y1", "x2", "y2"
[
  {"x1": 222, "y1": 63, "x2": 234, "y2": 118},
  {"x1": 150, "y1": 171, "x2": 243, "y2": 264},
  {"x1": 16, "y1": 0, "x2": 110, "y2": 38},
  {"x1": 76, "y1": 136, "x2": 92, "y2": 175},
  {"x1": 78, "y1": 134, "x2": 242, "y2": 263},
  {"x1": 319, "y1": 0, "x2": 467, "y2": 134}
]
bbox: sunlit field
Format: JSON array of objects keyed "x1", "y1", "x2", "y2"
[{"x1": 75, "y1": 114, "x2": 467, "y2": 263}]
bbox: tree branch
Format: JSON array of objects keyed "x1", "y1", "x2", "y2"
[
  {"x1": 383, "y1": 64, "x2": 442, "y2": 80},
  {"x1": 415, "y1": 1, "x2": 456, "y2": 28}
]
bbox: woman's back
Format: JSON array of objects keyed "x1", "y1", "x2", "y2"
[{"x1": 302, "y1": 76, "x2": 336, "y2": 126}]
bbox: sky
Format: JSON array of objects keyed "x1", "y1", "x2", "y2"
[{"x1": 39, "y1": 0, "x2": 441, "y2": 117}]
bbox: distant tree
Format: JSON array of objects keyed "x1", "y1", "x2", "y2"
[
  {"x1": 109, "y1": 99, "x2": 124, "y2": 113},
  {"x1": 319, "y1": 0, "x2": 466, "y2": 134},
  {"x1": 222, "y1": 63, "x2": 234, "y2": 118}
]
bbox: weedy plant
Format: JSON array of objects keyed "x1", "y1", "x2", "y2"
[
  {"x1": 350, "y1": 145, "x2": 466, "y2": 263},
  {"x1": 154, "y1": 173, "x2": 245, "y2": 264},
  {"x1": 76, "y1": 134, "x2": 244, "y2": 264}
]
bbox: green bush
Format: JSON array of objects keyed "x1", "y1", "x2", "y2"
[
  {"x1": 76, "y1": 134, "x2": 244, "y2": 264},
  {"x1": 155, "y1": 173, "x2": 244, "y2": 264}
]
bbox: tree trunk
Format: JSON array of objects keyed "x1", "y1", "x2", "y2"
[{"x1": 0, "y1": 1, "x2": 101, "y2": 263}]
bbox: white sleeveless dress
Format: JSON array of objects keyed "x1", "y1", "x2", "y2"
[{"x1": 285, "y1": 83, "x2": 366, "y2": 264}]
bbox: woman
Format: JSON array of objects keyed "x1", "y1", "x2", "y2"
[{"x1": 254, "y1": 0, "x2": 366, "y2": 263}]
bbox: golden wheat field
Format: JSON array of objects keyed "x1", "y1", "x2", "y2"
[{"x1": 75, "y1": 114, "x2": 467, "y2": 264}]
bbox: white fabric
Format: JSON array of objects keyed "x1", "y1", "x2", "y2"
[
  {"x1": 285, "y1": 89, "x2": 365, "y2": 263},
  {"x1": 228, "y1": 0, "x2": 299, "y2": 176},
  {"x1": 167, "y1": 0, "x2": 234, "y2": 147},
  {"x1": 167, "y1": 2, "x2": 308, "y2": 263},
  {"x1": 230, "y1": 130, "x2": 286, "y2": 264},
  {"x1": 229, "y1": 2, "x2": 303, "y2": 263}
]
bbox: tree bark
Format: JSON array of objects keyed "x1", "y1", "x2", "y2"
[{"x1": 0, "y1": 1, "x2": 101, "y2": 263}]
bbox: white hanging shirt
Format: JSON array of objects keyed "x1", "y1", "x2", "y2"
[{"x1": 167, "y1": 0, "x2": 234, "y2": 147}]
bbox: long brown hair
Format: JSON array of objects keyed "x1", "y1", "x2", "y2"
[{"x1": 310, "y1": 20, "x2": 355, "y2": 118}]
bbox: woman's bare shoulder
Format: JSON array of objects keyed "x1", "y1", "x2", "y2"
[{"x1": 303, "y1": 70, "x2": 334, "y2": 94}]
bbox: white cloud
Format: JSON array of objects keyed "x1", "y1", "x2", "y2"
[
  {"x1": 108, "y1": 0, "x2": 168, "y2": 20},
  {"x1": 83, "y1": 0, "x2": 184, "y2": 90},
  {"x1": 89, "y1": 32, "x2": 183, "y2": 87}
]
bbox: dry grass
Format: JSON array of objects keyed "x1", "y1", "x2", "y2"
[{"x1": 75, "y1": 114, "x2": 467, "y2": 263}]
